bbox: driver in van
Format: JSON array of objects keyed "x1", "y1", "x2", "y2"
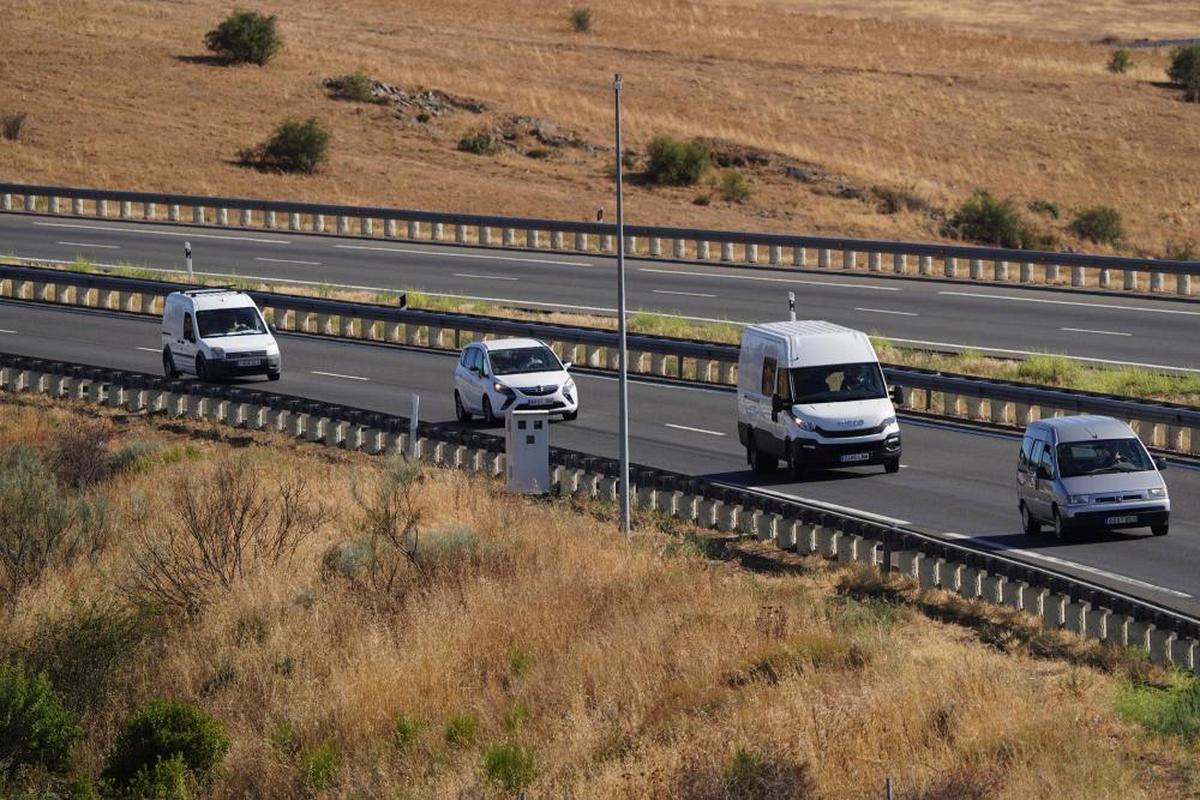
[{"x1": 1096, "y1": 441, "x2": 1125, "y2": 470}]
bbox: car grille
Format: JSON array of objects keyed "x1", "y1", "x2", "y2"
[
  {"x1": 517, "y1": 385, "x2": 558, "y2": 397},
  {"x1": 815, "y1": 422, "x2": 886, "y2": 438}
]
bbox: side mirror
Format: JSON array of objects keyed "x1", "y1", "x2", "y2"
[
  {"x1": 771, "y1": 394, "x2": 788, "y2": 416},
  {"x1": 562, "y1": 361, "x2": 573, "y2": 370},
  {"x1": 1155, "y1": 456, "x2": 1168, "y2": 471},
  {"x1": 268, "y1": 323, "x2": 278, "y2": 335},
  {"x1": 890, "y1": 385, "x2": 904, "y2": 405}
]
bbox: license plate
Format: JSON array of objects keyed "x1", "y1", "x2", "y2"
[
  {"x1": 525, "y1": 398, "x2": 552, "y2": 406},
  {"x1": 237, "y1": 358, "x2": 262, "y2": 367},
  {"x1": 1105, "y1": 515, "x2": 1137, "y2": 526},
  {"x1": 840, "y1": 452, "x2": 871, "y2": 463}
]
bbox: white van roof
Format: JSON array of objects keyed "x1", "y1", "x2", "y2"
[
  {"x1": 1031, "y1": 415, "x2": 1137, "y2": 443},
  {"x1": 744, "y1": 320, "x2": 875, "y2": 367},
  {"x1": 168, "y1": 289, "x2": 258, "y2": 312}
]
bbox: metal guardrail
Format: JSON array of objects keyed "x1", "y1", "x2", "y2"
[
  {"x1": 1, "y1": 262, "x2": 1198, "y2": 456},
  {"x1": 1, "y1": 351, "x2": 1196, "y2": 670},
  {"x1": 3, "y1": 181, "x2": 1199, "y2": 294}
]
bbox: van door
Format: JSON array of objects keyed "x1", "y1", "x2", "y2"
[
  {"x1": 1016, "y1": 433, "x2": 1037, "y2": 507},
  {"x1": 1030, "y1": 439, "x2": 1057, "y2": 519},
  {"x1": 758, "y1": 352, "x2": 787, "y2": 456},
  {"x1": 177, "y1": 311, "x2": 198, "y2": 373}
]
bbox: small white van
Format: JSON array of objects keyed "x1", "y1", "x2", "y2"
[
  {"x1": 737, "y1": 320, "x2": 902, "y2": 476},
  {"x1": 161, "y1": 289, "x2": 281, "y2": 381}
]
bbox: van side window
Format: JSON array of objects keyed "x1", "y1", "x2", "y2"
[
  {"x1": 183, "y1": 313, "x2": 194, "y2": 341},
  {"x1": 1019, "y1": 435, "x2": 1035, "y2": 470},
  {"x1": 776, "y1": 364, "x2": 790, "y2": 401},
  {"x1": 1029, "y1": 440, "x2": 1044, "y2": 468},
  {"x1": 761, "y1": 357, "x2": 777, "y2": 396}
]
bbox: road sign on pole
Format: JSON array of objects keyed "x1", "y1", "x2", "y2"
[
  {"x1": 184, "y1": 241, "x2": 193, "y2": 279},
  {"x1": 788, "y1": 291, "x2": 796, "y2": 321},
  {"x1": 614, "y1": 73, "x2": 631, "y2": 537}
]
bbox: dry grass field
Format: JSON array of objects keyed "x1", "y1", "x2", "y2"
[
  {"x1": 0, "y1": 1, "x2": 1197, "y2": 256},
  {"x1": 1, "y1": 392, "x2": 1198, "y2": 797}
]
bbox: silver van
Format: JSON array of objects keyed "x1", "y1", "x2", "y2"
[{"x1": 1016, "y1": 415, "x2": 1169, "y2": 539}]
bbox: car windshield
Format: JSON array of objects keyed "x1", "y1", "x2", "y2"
[
  {"x1": 488, "y1": 346, "x2": 561, "y2": 375},
  {"x1": 197, "y1": 307, "x2": 266, "y2": 338},
  {"x1": 1056, "y1": 438, "x2": 1154, "y2": 477},
  {"x1": 788, "y1": 362, "x2": 886, "y2": 404}
]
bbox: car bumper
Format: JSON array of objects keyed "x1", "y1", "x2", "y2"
[
  {"x1": 791, "y1": 433, "x2": 901, "y2": 467},
  {"x1": 1063, "y1": 505, "x2": 1169, "y2": 531},
  {"x1": 499, "y1": 391, "x2": 578, "y2": 415},
  {"x1": 207, "y1": 355, "x2": 281, "y2": 377}
]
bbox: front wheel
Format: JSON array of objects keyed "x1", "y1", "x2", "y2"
[
  {"x1": 1052, "y1": 507, "x2": 1068, "y2": 541},
  {"x1": 482, "y1": 396, "x2": 497, "y2": 426},
  {"x1": 562, "y1": 409, "x2": 578, "y2": 422},
  {"x1": 1152, "y1": 524, "x2": 1169, "y2": 537},
  {"x1": 267, "y1": 370, "x2": 281, "y2": 382},
  {"x1": 746, "y1": 434, "x2": 775, "y2": 474},
  {"x1": 195, "y1": 354, "x2": 209, "y2": 382},
  {"x1": 884, "y1": 458, "x2": 900, "y2": 474}
]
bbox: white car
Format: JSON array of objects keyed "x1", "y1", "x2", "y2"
[
  {"x1": 454, "y1": 338, "x2": 579, "y2": 424},
  {"x1": 161, "y1": 289, "x2": 281, "y2": 381}
]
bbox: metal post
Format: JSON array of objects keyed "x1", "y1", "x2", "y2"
[
  {"x1": 886, "y1": 777, "x2": 894, "y2": 800},
  {"x1": 614, "y1": 73, "x2": 631, "y2": 537},
  {"x1": 184, "y1": 241, "x2": 193, "y2": 279},
  {"x1": 408, "y1": 393, "x2": 419, "y2": 460},
  {"x1": 788, "y1": 291, "x2": 796, "y2": 321}
]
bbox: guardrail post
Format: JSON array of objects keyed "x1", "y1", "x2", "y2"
[
  {"x1": 430, "y1": 222, "x2": 443, "y2": 241},
  {"x1": 793, "y1": 246, "x2": 807, "y2": 267},
  {"x1": 746, "y1": 244, "x2": 758, "y2": 264},
  {"x1": 573, "y1": 231, "x2": 586, "y2": 251},
  {"x1": 919, "y1": 255, "x2": 932, "y2": 275},
  {"x1": 405, "y1": 220, "x2": 418, "y2": 240},
  {"x1": 673, "y1": 239, "x2": 686, "y2": 259},
  {"x1": 1, "y1": 193, "x2": 10, "y2": 211},
  {"x1": 472, "y1": 225, "x2": 486, "y2": 246},
  {"x1": 969, "y1": 258, "x2": 983, "y2": 280},
  {"x1": 550, "y1": 230, "x2": 564, "y2": 250},
  {"x1": 892, "y1": 253, "x2": 906, "y2": 274},
  {"x1": 842, "y1": 250, "x2": 855, "y2": 270},
  {"x1": 72, "y1": 197, "x2": 84, "y2": 216},
  {"x1": 168, "y1": 203, "x2": 180, "y2": 222},
  {"x1": 1072, "y1": 266, "x2": 1085, "y2": 287},
  {"x1": 696, "y1": 240, "x2": 709, "y2": 260},
  {"x1": 361, "y1": 217, "x2": 374, "y2": 236},
  {"x1": 337, "y1": 215, "x2": 350, "y2": 235},
  {"x1": 240, "y1": 208, "x2": 253, "y2": 227},
  {"x1": 1150, "y1": 271, "x2": 1165, "y2": 293},
  {"x1": 48, "y1": 196, "x2": 60, "y2": 214},
  {"x1": 216, "y1": 208, "x2": 228, "y2": 226},
  {"x1": 1179, "y1": 275, "x2": 1192, "y2": 296},
  {"x1": 1019, "y1": 262, "x2": 1033, "y2": 284},
  {"x1": 944, "y1": 256, "x2": 957, "y2": 278},
  {"x1": 95, "y1": 199, "x2": 109, "y2": 218},
  {"x1": 720, "y1": 241, "x2": 734, "y2": 262},
  {"x1": 289, "y1": 212, "x2": 301, "y2": 231},
  {"x1": 626, "y1": 236, "x2": 637, "y2": 255},
  {"x1": 650, "y1": 236, "x2": 663, "y2": 257},
  {"x1": 1098, "y1": 268, "x2": 1111, "y2": 289},
  {"x1": 1123, "y1": 269, "x2": 1138, "y2": 291},
  {"x1": 503, "y1": 228, "x2": 516, "y2": 247},
  {"x1": 143, "y1": 202, "x2": 155, "y2": 220},
  {"x1": 383, "y1": 219, "x2": 397, "y2": 238},
  {"x1": 312, "y1": 213, "x2": 325, "y2": 233},
  {"x1": 265, "y1": 210, "x2": 278, "y2": 229},
  {"x1": 769, "y1": 244, "x2": 782, "y2": 265},
  {"x1": 994, "y1": 260, "x2": 1008, "y2": 282},
  {"x1": 454, "y1": 224, "x2": 467, "y2": 245},
  {"x1": 120, "y1": 200, "x2": 132, "y2": 219},
  {"x1": 868, "y1": 252, "x2": 882, "y2": 272},
  {"x1": 1045, "y1": 263, "x2": 1060, "y2": 283}
]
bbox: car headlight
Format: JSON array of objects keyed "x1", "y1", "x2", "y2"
[
  {"x1": 210, "y1": 347, "x2": 225, "y2": 359},
  {"x1": 1068, "y1": 495, "x2": 1089, "y2": 505},
  {"x1": 493, "y1": 382, "x2": 515, "y2": 396},
  {"x1": 1149, "y1": 487, "x2": 1167, "y2": 499},
  {"x1": 790, "y1": 414, "x2": 816, "y2": 431},
  {"x1": 880, "y1": 416, "x2": 897, "y2": 429}
]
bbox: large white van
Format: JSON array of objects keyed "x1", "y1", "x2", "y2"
[
  {"x1": 737, "y1": 320, "x2": 902, "y2": 476},
  {"x1": 161, "y1": 289, "x2": 281, "y2": 381}
]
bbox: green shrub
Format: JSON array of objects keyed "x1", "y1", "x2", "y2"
[
  {"x1": 444, "y1": 713, "x2": 478, "y2": 748},
  {"x1": 204, "y1": 9, "x2": 283, "y2": 66},
  {"x1": 242, "y1": 118, "x2": 331, "y2": 174},
  {"x1": 392, "y1": 714, "x2": 424, "y2": 750},
  {"x1": 332, "y1": 71, "x2": 380, "y2": 104},
  {"x1": 719, "y1": 171, "x2": 751, "y2": 203},
  {"x1": 1167, "y1": 45, "x2": 1200, "y2": 101},
  {"x1": 1116, "y1": 675, "x2": 1200, "y2": 741},
  {"x1": 2, "y1": 112, "x2": 26, "y2": 142},
  {"x1": 509, "y1": 648, "x2": 533, "y2": 678},
  {"x1": 1016, "y1": 354, "x2": 1083, "y2": 386},
  {"x1": 457, "y1": 129, "x2": 501, "y2": 155},
  {"x1": 1107, "y1": 49, "x2": 1132, "y2": 74},
  {"x1": 102, "y1": 700, "x2": 230, "y2": 790},
  {"x1": 569, "y1": 6, "x2": 593, "y2": 33},
  {"x1": 413, "y1": 525, "x2": 483, "y2": 573},
  {"x1": 122, "y1": 753, "x2": 195, "y2": 800},
  {"x1": 0, "y1": 661, "x2": 80, "y2": 780},
  {"x1": 483, "y1": 742, "x2": 536, "y2": 792},
  {"x1": 1068, "y1": 205, "x2": 1124, "y2": 245},
  {"x1": 1027, "y1": 198, "x2": 1060, "y2": 219},
  {"x1": 299, "y1": 741, "x2": 337, "y2": 790},
  {"x1": 692, "y1": 194, "x2": 711, "y2": 206},
  {"x1": 645, "y1": 136, "x2": 711, "y2": 186},
  {"x1": 680, "y1": 747, "x2": 815, "y2": 799},
  {"x1": 871, "y1": 183, "x2": 927, "y2": 214},
  {"x1": 947, "y1": 189, "x2": 1030, "y2": 248},
  {"x1": 64, "y1": 776, "x2": 103, "y2": 799},
  {"x1": 503, "y1": 701, "x2": 530, "y2": 732}
]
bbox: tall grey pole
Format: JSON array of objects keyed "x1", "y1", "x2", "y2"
[{"x1": 614, "y1": 73, "x2": 631, "y2": 536}]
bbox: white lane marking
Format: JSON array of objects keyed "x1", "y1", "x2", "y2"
[
  {"x1": 747, "y1": 485, "x2": 911, "y2": 526},
  {"x1": 453, "y1": 272, "x2": 519, "y2": 281},
  {"x1": 665, "y1": 423, "x2": 726, "y2": 436},
  {"x1": 939, "y1": 290, "x2": 1200, "y2": 317},
  {"x1": 136, "y1": 347, "x2": 159, "y2": 353},
  {"x1": 855, "y1": 307, "x2": 918, "y2": 317},
  {"x1": 940, "y1": 531, "x2": 1192, "y2": 599},
  {"x1": 1061, "y1": 327, "x2": 1132, "y2": 337},
  {"x1": 312, "y1": 370, "x2": 369, "y2": 381},
  {"x1": 885, "y1": 335, "x2": 1200, "y2": 374},
  {"x1": 653, "y1": 289, "x2": 718, "y2": 298},
  {"x1": 640, "y1": 267, "x2": 901, "y2": 291},
  {"x1": 256, "y1": 257, "x2": 321, "y2": 266},
  {"x1": 335, "y1": 244, "x2": 590, "y2": 268},
  {"x1": 58, "y1": 241, "x2": 119, "y2": 249},
  {"x1": 0, "y1": 329, "x2": 16, "y2": 334},
  {"x1": 33, "y1": 221, "x2": 291, "y2": 245}
]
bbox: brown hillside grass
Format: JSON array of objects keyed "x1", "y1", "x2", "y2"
[
  {"x1": 1, "y1": 394, "x2": 1197, "y2": 797},
  {"x1": 0, "y1": 1, "x2": 1196, "y2": 256}
]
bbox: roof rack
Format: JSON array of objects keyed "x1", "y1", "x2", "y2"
[{"x1": 180, "y1": 286, "x2": 239, "y2": 296}]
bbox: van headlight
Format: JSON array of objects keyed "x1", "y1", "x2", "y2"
[
  {"x1": 790, "y1": 414, "x2": 816, "y2": 431},
  {"x1": 1149, "y1": 487, "x2": 1167, "y2": 499},
  {"x1": 881, "y1": 416, "x2": 896, "y2": 429},
  {"x1": 1068, "y1": 495, "x2": 1089, "y2": 505},
  {"x1": 210, "y1": 347, "x2": 225, "y2": 359}
]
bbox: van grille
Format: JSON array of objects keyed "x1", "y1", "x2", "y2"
[
  {"x1": 229, "y1": 350, "x2": 268, "y2": 358},
  {"x1": 815, "y1": 422, "x2": 886, "y2": 438}
]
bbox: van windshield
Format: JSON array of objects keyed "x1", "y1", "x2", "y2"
[
  {"x1": 197, "y1": 307, "x2": 266, "y2": 338},
  {"x1": 488, "y1": 346, "x2": 561, "y2": 375},
  {"x1": 1056, "y1": 438, "x2": 1154, "y2": 477},
  {"x1": 789, "y1": 362, "x2": 886, "y2": 404}
]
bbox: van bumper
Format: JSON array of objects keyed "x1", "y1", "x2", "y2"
[
  {"x1": 207, "y1": 354, "x2": 281, "y2": 378},
  {"x1": 1063, "y1": 506, "x2": 1168, "y2": 531},
  {"x1": 791, "y1": 433, "x2": 901, "y2": 468}
]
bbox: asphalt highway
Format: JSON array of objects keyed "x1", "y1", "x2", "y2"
[
  {"x1": 2, "y1": 213, "x2": 1198, "y2": 373},
  {"x1": 2, "y1": 299, "x2": 1198, "y2": 616}
]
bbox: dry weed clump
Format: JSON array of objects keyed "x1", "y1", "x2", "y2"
[{"x1": 0, "y1": 394, "x2": 1190, "y2": 798}]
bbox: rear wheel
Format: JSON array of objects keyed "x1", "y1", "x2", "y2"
[
  {"x1": 455, "y1": 391, "x2": 472, "y2": 423},
  {"x1": 162, "y1": 349, "x2": 179, "y2": 379},
  {"x1": 482, "y1": 396, "x2": 497, "y2": 427},
  {"x1": 884, "y1": 458, "x2": 900, "y2": 474},
  {"x1": 1052, "y1": 506, "x2": 1068, "y2": 541},
  {"x1": 1021, "y1": 502, "x2": 1041, "y2": 536},
  {"x1": 746, "y1": 433, "x2": 775, "y2": 474},
  {"x1": 1152, "y1": 523, "x2": 1169, "y2": 537}
]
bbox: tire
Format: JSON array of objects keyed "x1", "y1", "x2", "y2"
[
  {"x1": 455, "y1": 391, "x2": 472, "y2": 423},
  {"x1": 267, "y1": 370, "x2": 281, "y2": 381},
  {"x1": 1151, "y1": 524, "x2": 1169, "y2": 537},
  {"x1": 746, "y1": 433, "x2": 775, "y2": 474},
  {"x1": 1021, "y1": 502, "x2": 1041, "y2": 536},
  {"x1": 884, "y1": 458, "x2": 900, "y2": 474},
  {"x1": 162, "y1": 349, "x2": 179, "y2": 379},
  {"x1": 562, "y1": 409, "x2": 578, "y2": 421},
  {"x1": 1052, "y1": 506, "x2": 1068, "y2": 541},
  {"x1": 786, "y1": 444, "x2": 806, "y2": 480},
  {"x1": 482, "y1": 396, "x2": 497, "y2": 427},
  {"x1": 195, "y1": 354, "x2": 208, "y2": 382}
]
